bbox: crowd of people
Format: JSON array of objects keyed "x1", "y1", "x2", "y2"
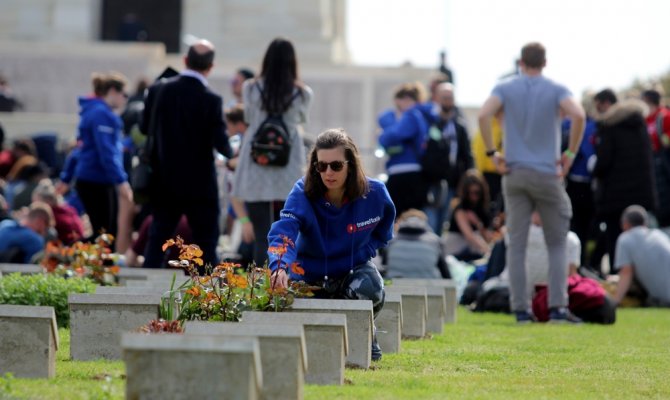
[
  {"x1": 0, "y1": 39, "x2": 669, "y2": 359},
  {"x1": 377, "y1": 42, "x2": 670, "y2": 324}
]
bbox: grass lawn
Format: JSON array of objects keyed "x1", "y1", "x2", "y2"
[{"x1": 2, "y1": 307, "x2": 669, "y2": 399}]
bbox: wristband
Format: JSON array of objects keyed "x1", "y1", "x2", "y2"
[
  {"x1": 485, "y1": 149, "x2": 497, "y2": 157},
  {"x1": 238, "y1": 216, "x2": 250, "y2": 224},
  {"x1": 563, "y1": 149, "x2": 576, "y2": 159}
]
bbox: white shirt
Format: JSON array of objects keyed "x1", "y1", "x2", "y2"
[{"x1": 180, "y1": 69, "x2": 208, "y2": 87}]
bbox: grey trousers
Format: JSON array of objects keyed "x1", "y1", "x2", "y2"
[{"x1": 503, "y1": 169, "x2": 572, "y2": 311}]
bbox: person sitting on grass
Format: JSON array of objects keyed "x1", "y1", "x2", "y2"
[
  {"x1": 267, "y1": 128, "x2": 395, "y2": 361},
  {"x1": 445, "y1": 169, "x2": 495, "y2": 261},
  {"x1": 0, "y1": 202, "x2": 54, "y2": 263},
  {"x1": 384, "y1": 208, "x2": 449, "y2": 279},
  {"x1": 613, "y1": 205, "x2": 670, "y2": 307}
]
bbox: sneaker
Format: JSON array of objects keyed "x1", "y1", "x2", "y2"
[
  {"x1": 549, "y1": 307, "x2": 583, "y2": 324},
  {"x1": 515, "y1": 310, "x2": 537, "y2": 324},
  {"x1": 371, "y1": 335, "x2": 382, "y2": 361}
]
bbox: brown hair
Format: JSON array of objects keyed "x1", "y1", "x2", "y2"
[
  {"x1": 225, "y1": 104, "x2": 245, "y2": 124},
  {"x1": 456, "y1": 169, "x2": 490, "y2": 215},
  {"x1": 520, "y1": 42, "x2": 546, "y2": 69},
  {"x1": 393, "y1": 82, "x2": 427, "y2": 103},
  {"x1": 91, "y1": 71, "x2": 127, "y2": 97},
  {"x1": 28, "y1": 201, "x2": 55, "y2": 228},
  {"x1": 304, "y1": 128, "x2": 368, "y2": 201}
]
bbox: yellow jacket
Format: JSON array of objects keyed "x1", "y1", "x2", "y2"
[{"x1": 472, "y1": 117, "x2": 504, "y2": 174}]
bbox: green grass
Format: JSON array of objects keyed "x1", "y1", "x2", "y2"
[{"x1": 2, "y1": 308, "x2": 669, "y2": 399}]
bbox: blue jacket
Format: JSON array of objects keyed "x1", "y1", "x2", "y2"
[
  {"x1": 74, "y1": 97, "x2": 127, "y2": 185},
  {"x1": 378, "y1": 103, "x2": 433, "y2": 174},
  {"x1": 59, "y1": 147, "x2": 80, "y2": 184},
  {"x1": 0, "y1": 220, "x2": 45, "y2": 263},
  {"x1": 267, "y1": 178, "x2": 396, "y2": 283},
  {"x1": 563, "y1": 117, "x2": 597, "y2": 182}
]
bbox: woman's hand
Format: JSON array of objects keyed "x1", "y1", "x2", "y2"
[
  {"x1": 271, "y1": 268, "x2": 288, "y2": 289},
  {"x1": 240, "y1": 217, "x2": 255, "y2": 243}
]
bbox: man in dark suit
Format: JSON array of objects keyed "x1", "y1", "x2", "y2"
[{"x1": 141, "y1": 39, "x2": 232, "y2": 268}]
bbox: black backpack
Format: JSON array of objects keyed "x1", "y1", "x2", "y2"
[
  {"x1": 421, "y1": 124, "x2": 451, "y2": 183},
  {"x1": 250, "y1": 83, "x2": 300, "y2": 167}
]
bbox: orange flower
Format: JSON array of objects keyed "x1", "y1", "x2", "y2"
[
  {"x1": 199, "y1": 276, "x2": 211, "y2": 285},
  {"x1": 162, "y1": 239, "x2": 176, "y2": 252},
  {"x1": 282, "y1": 235, "x2": 295, "y2": 248},
  {"x1": 228, "y1": 274, "x2": 248, "y2": 289},
  {"x1": 268, "y1": 246, "x2": 287, "y2": 256},
  {"x1": 108, "y1": 266, "x2": 120, "y2": 274},
  {"x1": 290, "y1": 263, "x2": 304, "y2": 275},
  {"x1": 185, "y1": 286, "x2": 201, "y2": 297},
  {"x1": 266, "y1": 286, "x2": 287, "y2": 296}
]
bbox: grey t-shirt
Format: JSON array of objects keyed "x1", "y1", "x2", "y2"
[
  {"x1": 491, "y1": 74, "x2": 571, "y2": 175},
  {"x1": 615, "y1": 226, "x2": 670, "y2": 303}
]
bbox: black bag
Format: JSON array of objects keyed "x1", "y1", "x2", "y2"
[
  {"x1": 131, "y1": 82, "x2": 165, "y2": 204},
  {"x1": 421, "y1": 124, "x2": 451, "y2": 183},
  {"x1": 250, "y1": 83, "x2": 299, "y2": 167}
]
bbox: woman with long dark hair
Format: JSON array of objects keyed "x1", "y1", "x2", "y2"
[
  {"x1": 445, "y1": 169, "x2": 495, "y2": 260},
  {"x1": 231, "y1": 37, "x2": 313, "y2": 266},
  {"x1": 267, "y1": 128, "x2": 395, "y2": 361}
]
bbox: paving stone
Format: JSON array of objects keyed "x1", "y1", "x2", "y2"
[
  {"x1": 122, "y1": 333, "x2": 262, "y2": 400},
  {"x1": 68, "y1": 294, "x2": 160, "y2": 360},
  {"x1": 0, "y1": 305, "x2": 59, "y2": 378},
  {"x1": 241, "y1": 311, "x2": 347, "y2": 385},
  {"x1": 185, "y1": 321, "x2": 306, "y2": 400}
]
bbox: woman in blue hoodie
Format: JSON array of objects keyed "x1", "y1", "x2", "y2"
[
  {"x1": 74, "y1": 72, "x2": 132, "y2": 239},
  {"x1": 267, "y1": 128, "x2": 395, "y2": 361}
]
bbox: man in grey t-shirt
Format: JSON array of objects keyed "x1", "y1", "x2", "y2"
[
  {"x1": 614, "y1": 205, "x2": 670, "y2": 305},
  {"x1": 479, "y1": 42, "x2": 585, "y2": 323}
]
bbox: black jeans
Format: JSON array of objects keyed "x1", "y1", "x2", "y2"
[
  {"x1": 143, "y1": 199, "x2": 219, "y2": 269},
  {"x1": 566, "y1": 179, "x2": 595, "y2": 267},
  {"x1": 75, "y1": 180, "x2": 118, "y2": 239},
  {"x1": 386, "y1": 171, "x2": 427, "y2": 218}
]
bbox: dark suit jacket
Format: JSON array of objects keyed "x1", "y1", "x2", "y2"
[{"x1": 141, "y1": 75, "x2": 232, "y2": 203}]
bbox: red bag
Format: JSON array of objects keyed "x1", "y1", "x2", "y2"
[{"x1": 532, "y1": 275, "x2": 606, "y2": 322}]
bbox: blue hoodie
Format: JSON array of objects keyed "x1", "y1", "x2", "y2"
[
  {"x1": 562, "y1": 117, "x2": 597, "y2": 182},
  {"x1": 74, "y1": 97, "x2": 127, "y2": 184},
  {"x1": 267, "y1": 178, "x2": 396, "y2": 283},
  {"x1": 378, "y1": 103, "x2": 433, "y2": 174}
]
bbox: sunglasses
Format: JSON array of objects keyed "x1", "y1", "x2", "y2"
[{"x1": 314, "y1": 160, "x2": 348, "y2": 172}]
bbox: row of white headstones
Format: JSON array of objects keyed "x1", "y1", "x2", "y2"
[{"x1": 0, "y1": 264, "x2": 456, "y2": 400}]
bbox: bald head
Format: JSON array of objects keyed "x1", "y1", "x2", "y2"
[
  {"x1": 436, "y1": 82, "x2": 455, "y2": 113},
  {"x1": 185, "y1": 39, "x2": 215, "y2": 73}
]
